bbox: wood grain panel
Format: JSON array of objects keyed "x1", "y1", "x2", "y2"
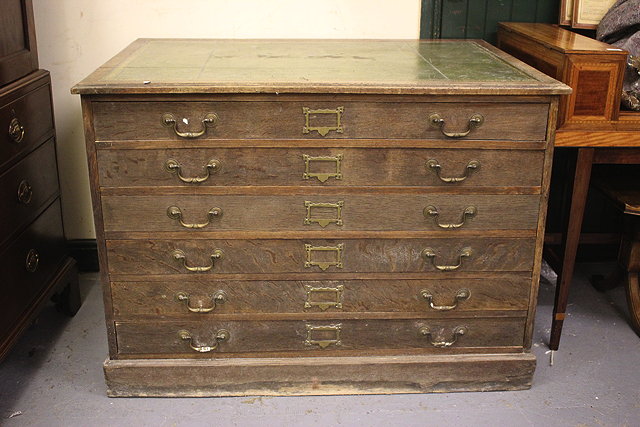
[
  {"x1": 115, "y1": 317, "x2": 526, "y2": 355},
  {"x1": 96, "y1": 147, "x2": 545, "y2": 188},
  {"x1": 101, "y1": 194, "x2": 540, "y2": 233},
  {"x1": 0, "y1": 139, "x2": 59, "y2": 246},
  {"x1": 106, "y1": 237, "x2": 536, "y2": 275},
  {"x1": 111, "y1": 277, "x2": 531, "y2": 318},
  {"x1": 91, "y1": 99, "x2": 549, "y2": 142}
]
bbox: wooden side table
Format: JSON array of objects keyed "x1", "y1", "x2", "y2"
[{"x1": 498, "y1": 22, "x2": 640, "y2": 350}]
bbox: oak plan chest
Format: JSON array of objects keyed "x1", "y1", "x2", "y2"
[{"x1": 72, "y1": 39, "x2": 570, "y2": 396}]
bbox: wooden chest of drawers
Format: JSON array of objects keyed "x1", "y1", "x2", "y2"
[{"x1": 73, "y1": 39, "x2": 569, "y2": 396}]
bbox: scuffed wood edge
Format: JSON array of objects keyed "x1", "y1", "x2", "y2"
[{"x1": 104, "y1": 353, "x2": 536, "y2": 397}]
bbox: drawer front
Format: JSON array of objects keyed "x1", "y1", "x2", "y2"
[
  {"x1": 92, "y1": 100, "x2": 549, "y2": 142},
  {"x1": 96, "y1": 147, "x2": 545, "y2": 188},
  {"x1": 0, "y1": 199, "x2": 66, "y2": 340},
  {"x1": 111, "y1": 277, "x2": 531, "y2": 318},
  {"x1": 0, "y1": 83, "x2": 53, "y2": 169},
  {"x1": 102, "y1": 194, "x2": 540, "y2": 233},
  {"x1": 106, "y1": 238, "x2": 535, "y2": 275},
  {"x1": 0, "y1": 139, "x2": 59, "y2": 245},
  {"x1": 115, "y1": 317, "x2": 526, "y2": 355}
]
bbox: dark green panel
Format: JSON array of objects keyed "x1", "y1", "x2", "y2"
[
  {"x1": 420, "y1": 0, "x2": 560, "y2": 43},
  {"x1": 484, "y1": 0, "x2": 514, "y2": 44},
  {"x1": 465, "y1": 1, "x2": 488, "y2": 39},
  {"x1": 511, "y1": 0, "x2": 539, "y2": 22},
  {"x1": 441, "y1": 0, "x2": 468, "y2": 38}
]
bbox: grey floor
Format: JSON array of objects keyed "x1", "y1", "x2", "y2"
[{"x1": 1, "y1": 263, "x2": 639, "y2": 427}]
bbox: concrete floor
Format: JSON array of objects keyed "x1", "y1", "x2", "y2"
[{"x1": 1, "y1": 263, "x2": 639, "y2": 427}]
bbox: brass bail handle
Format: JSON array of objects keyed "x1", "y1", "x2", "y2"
[
  {"x1": 178, "y1": 329, "x2": 229, "y2": 353},
  {"x1": 176, "y1": 291, "x2": 227, "y2": 313},
  {"x1": 17, "y1": 180, "x2": 33, "y2": 205},
  {"x1": 167, "y1": 206, "x2": 222, "y2": 229},
  {"x1": 424, "y1": 205, "x2": 477, "y2": 229},
  {"x1": 419, "y1": 326, "x2": 468, "y2": 348},
  {"x1": 165, "y1": 159, "x2": 221, "y2": 184},
  {"x1": 172, "y1": 249, "x2": 223, "y2": 272},
  {"x1": 8, "y1": 117, "x2": 25, "y2": 143},
  {"x1": 426, "y1": 159, "x2": 480, "y2": 183},
  {"x1": 162, "y1": 113, "x2": 218, "y2": 138},
  {"x1": 420, "y1": 288, "x2": 470, "y2": 311},
  {"x1": 429, "y1": 113, "x2": 484, "y2": 138},
  {"x1": 422, "y1": 247, "x2": 472, "y2": 271}
]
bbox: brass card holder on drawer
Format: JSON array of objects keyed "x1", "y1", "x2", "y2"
[
  {"x1": 423, "y1": 205, "x2": 477, "y2": 229},
  {"x1": 178, "y1": 329, "x2": 229, "y2": 353},
  {"x1": 304, "y1": 285, "x2": 344, "y2": 311},
  {"x1": 304, "y1": 244, "x2": 344, "y2": 271},
  {"x1": 303, "y1": 154, "x2": 343, "y2": 183},
  {"x1": 302, "y1": 107, "x2": 344, "y2": 137},
  {"x1": 426, "y1": 159, "x2": 480, "y2": 183},
  {"x1": 422, "y1": 247, "x2": 472, "y2": 271},
  {"x1": 304, "y1": 201, "x2": 344, "y2": 228},
  {"x1": 418, "y1": 325, "x2": 467, "y2": 348},
  {"x1": 305, "y1": 323, "x2": 342, "y2": 348}
]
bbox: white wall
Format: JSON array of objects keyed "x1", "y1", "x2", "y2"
[{"x1": 32, "y1": 0, "x2": 421, "y2": 239}]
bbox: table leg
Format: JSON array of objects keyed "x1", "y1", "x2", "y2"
[{"x1": 550, "y1": 148, "x2": 595, "y2": 350}]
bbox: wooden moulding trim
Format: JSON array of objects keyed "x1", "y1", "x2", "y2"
[{"x1": 103, "y1": 352, "x2": 536, "y2": 396}]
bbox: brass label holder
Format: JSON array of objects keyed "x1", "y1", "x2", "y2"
[
  {"x1": 304, "y1": 201, "x2": 344, "y2": 228},
  {"x1": 302, "y1": 107, "x2": 344, "y2": 137},
  {"x1": 303, "y1": 154, "x2": 343, "y2": 183},
  {"x1": 305, "y1": 323, "x2": 342, "y2": 348},
  {"x1": 304, "y1": 244, "x2": 344, "y2": 271},
  {"x1": 304, "y1": 285, "x2": 344, "y2": 311}
]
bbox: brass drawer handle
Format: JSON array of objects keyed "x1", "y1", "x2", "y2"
[
  {"x1": 304, "y1": 285, "x2": 344, "y2": 311},
  {"x1": 305, "y1": 323, "x2": 342, "y2": 349},
  {"x1": 302, "y1": 106, "x2": 344, "y2": 137},
  {"x1": 420, "y1": 288, "x2": 470, "y2": 311},
  {"x1": 178, "y1": 329, "x2": 229, "y2": 353},
  {"x1": 304, "y1": 201, "x2": 344, "y2": 228},
  {"x1": 304, "y1": 244, "x2": 344, "y2": 271},
  {"x1": 422, "y1": 247, "x2": 472, "y2": 271},
  {"x1": 167, "y1": 206, "x2": 222, "y2": 229},
  {"x1": 162, "y1": 113, "x2": 218, "y2": 138},
  {"x1": 25, "y1": 249, "x2": 40, "y2": 273},
  {"x1": 303, "y1": 154, "x2": 343, "y2": 183},
  {"x1": 428, "y1": 113, "x2": 484, "y2": 138},
  {"x1": 418, "y1": 325, "x2": 467, "y2": 348},
  {"x1": 176, "y1": 291, "x2": 227, "y2": 313},
  {"x1": 426, "y1": 159, "x2": 480, "y2": 183},
  {"x1": 17, "y1": 180, "x2": 33, "y2": 205},
  {"x1": 165, "y1": 159, "x2": 221, "y2": 184},
  {"x1": 424, "y1": 205, "x2": 477, "y2": 229},
  {"x1": 9, "y1": 117, "x2": 25, "y2": 143},
  {"x1": 172, "y1": 249, "x2": 223, "y2": 272}
]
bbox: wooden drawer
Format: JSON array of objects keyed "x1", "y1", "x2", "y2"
[
  {"x1": 111, "y1": 276, "x2": 531, "y2": 318},
  {"x1": 92, "y1": 99, "x2": 549, "y2": 142},
  {"x1": 102, "y1": 194, "x2": 540, "y2": 233},
  {"x1": 97, "y1": 147, "x2": 545, "y2": 188},
  {"x1": 0, "y1": 199, "x2": 66, "y2": 340},
  {"x1": 115, "y1": 317, "x2": 526, "y2": 356},
  {"x1": 106, "y1": 237, "x2": 535, "y2": 275},
  {"x1": 0, "y1": 139, "x2": 59, "y2": 247},
  {"x1": 0, "y1": 81, "x2": 53, "y2": 171}
]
